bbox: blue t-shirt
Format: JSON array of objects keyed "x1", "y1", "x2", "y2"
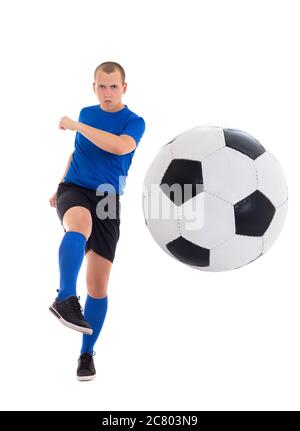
[{"x1": 64, "y1": 104, "x2": 146, "y2": 194}]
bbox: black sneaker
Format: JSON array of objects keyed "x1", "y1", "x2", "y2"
[
  {"x1": 49, "y1": 292, "x2": 93, "y2": 335},
  {"x1": 77, "y1": 352, "x2": 96, "y2": 381}
]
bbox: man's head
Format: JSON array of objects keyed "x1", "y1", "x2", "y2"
[{"x1": 93, "y1": 61, "x2": 127, "y2": 112}]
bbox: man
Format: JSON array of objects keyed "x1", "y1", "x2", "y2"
[{"x1": 49, "y1": 61, "x2": 146, "y2": 381}]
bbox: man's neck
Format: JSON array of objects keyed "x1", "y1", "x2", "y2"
[{"x1": 101, "y1": 102, "x2": 125, "y2": 113}]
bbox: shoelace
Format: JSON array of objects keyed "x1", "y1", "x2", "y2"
[
  {"x1": 56, "y1": 290, "x2": 84, "y2": 317},
  {"x1": 68, "y1": 296, "x2": 84, "y2": 316},
  {"x1": 81, "y1": 351, "x2": 96, "y2": 361},
  {"x1": 80, "y1": 352, "x2": 96, "y2": 369}
]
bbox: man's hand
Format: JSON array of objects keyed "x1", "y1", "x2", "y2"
[
  {"x1": 59, "y1": 116, "x2": 77, "y2": 131},
  {"x1": 49, "y1": 191, "x2": 57, "y2": 208}
]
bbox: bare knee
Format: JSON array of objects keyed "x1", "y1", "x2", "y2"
[
  {"x1": 85, "y1": 250, "x2": 112, "y2": 298},
  {"x1": 63, "y1": 206, "x2": 92, "y2": 239},
  {"x1": 87, "y1": 284, "x2": 108, "y2": 299},
  {"x1": 86, "y1": 268, "x2": 109, "y2": 298},
  {"x1": 86, "y1": 273, "x2": 109, "y2": 298}
]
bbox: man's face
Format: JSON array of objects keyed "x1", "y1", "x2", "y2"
[{"x1": 93, "y1": 69, "x2": 127, "y2": 112}]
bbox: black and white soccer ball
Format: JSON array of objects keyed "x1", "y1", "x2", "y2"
[{"x1": 142, "y1": 126, "x2": 288, "y2": 271}]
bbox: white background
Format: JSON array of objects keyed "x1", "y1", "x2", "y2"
[{"x1": 0, "y1": 0, "x2": 299, "y2": 411}]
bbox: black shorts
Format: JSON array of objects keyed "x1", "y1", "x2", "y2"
[{"x1": 56, "y1": 181, "x2": 121, "y2": 263}]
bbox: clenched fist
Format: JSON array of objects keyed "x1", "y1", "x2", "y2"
[
  {"x1": 49, "y1": 191, "x2": 57, "y2": 208},
  {"x1": 59, "y1": 116, "x2": 77, "y2": 131}
]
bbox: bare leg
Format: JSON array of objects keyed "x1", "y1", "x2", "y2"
[
  {"x1": 85, "y1": 249, "x2": 112, "y2": 298},
  {"x1": 62, "y1": 206, "x2": 93, "y2": 239}
]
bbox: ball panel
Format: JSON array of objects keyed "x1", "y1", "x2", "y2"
[
  {"x1": 202, "y1": 146, "x2": 257, "y2": 204},
  {"x1": 143, "y1": 144, "x2": 173, "y2": 192},
  {"x1": 262, "y1": 200, "x2": 288, "y2": 253},
  {"x1": 179, "y1": 192, "x2": 235, "y2": 249},
  {"x1": 234, "y1": 190, "x2": 275, "y2": 236},
  {"x1": 223, "y1": 128, "x2": 265, "y2": 159},
  {"x1": 255, "y1": 151, "x2": 288, "y2": 207},
  {"x1": 209, "y1": 235, "x2": 263, "y2": 271},
  {"x1": 160, "y1": 158, "x2": 203, "y2": 206},
  {"x1": 143, "y1": 186, "x2": 180, "y2": 256},
  {"x1": 166, "y1": 236, "x2": 210, "y2": 267},
  {"x1": 172, "y1": 126, "x2": 225, "y2": 161}
]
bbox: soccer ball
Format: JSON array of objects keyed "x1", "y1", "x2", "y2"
[{"x1": 142, "y1": 126, "x2": 288, "y2": 271}]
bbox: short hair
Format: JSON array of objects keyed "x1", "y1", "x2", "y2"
[{"x1": 94, "y1": 61, "x2": 126, "y2": 85}]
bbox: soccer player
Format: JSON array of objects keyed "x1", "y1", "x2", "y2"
[{"x1": 49, "y1": 61, "x2": 146, "y2": 381}]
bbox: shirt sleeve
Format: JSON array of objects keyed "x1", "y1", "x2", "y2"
[
  {"x1": 121, "y1": 117, "x2": 146, "y2": 146},
  {"x1": 78, "y1": 108, "x2": 85, "y2": 122},
  {"x1": 74, "y1": 109, "x2": 85, "y2": 149}
]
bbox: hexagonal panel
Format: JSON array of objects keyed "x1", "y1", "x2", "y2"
[
  {"x1": 255, "y1": 151, "x2": 288, "y2": 207},
  {"x1": 202, "y1": 146, "x2": 257, "y2": 204},
  {"x1": 143, "y1": 144, "x2": 172, "y2": 192},
  {"x1": 178, "y1": 191, "x2": 235, "y2": 249},
  {"x1": 172, "y1": 126, "x2": 225, "y2": 160},
  {"x1": 263, "y1": 200, "x2": 288, "y2": 253},
  {"x1": 209, "y1": 235, "x2": 263, "y2": 271},
  {"x1": 142, "y1": 186, "x2": 180, "y2": 258}
]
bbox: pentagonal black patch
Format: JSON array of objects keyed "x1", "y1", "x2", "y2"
[
  {"x1": 166, "y1": 236, "x2": 210, "y2": 267},
  {"x1": 160, "y1": 159, "x2": 203, "y2": 206},
  {"x1": 234, "y1": 190, "x2": 275, "y2": 236},
  {"x1": 224, "y1": 128, "x2": 265, "y2": 160}
]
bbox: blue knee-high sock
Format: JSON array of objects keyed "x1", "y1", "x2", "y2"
[
  {"x1": 81, "y1": 295, "x2": 108, "y2": 354},
  {"x1": 58, "y1": 231, "x2": 87, "y2": 301}
]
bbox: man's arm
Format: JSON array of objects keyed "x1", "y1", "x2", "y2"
[
  {"x1": 75, "y1": 122, "x2": 136, "y2": 155},
  {"x1": 59, "y1": 151, "x2": 74, "y2": 183}
]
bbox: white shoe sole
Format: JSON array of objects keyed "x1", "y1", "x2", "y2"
[
  {"x1": 49, "y1": 307, "x2": 93, "y2": 335},
  {"x1": 77, "y1": 374, "x2": 96, "y2": 381}
]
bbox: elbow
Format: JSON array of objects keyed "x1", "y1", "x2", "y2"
[
  {"x1": 116, "y1": 147, "x2": 135, "y2": 156},
  {"x1": 116, "y1": 136, "x2": 136, "y2": 155},
  {"x1": 115, "y1": 145, "x2": 125, "y2": 155}
]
